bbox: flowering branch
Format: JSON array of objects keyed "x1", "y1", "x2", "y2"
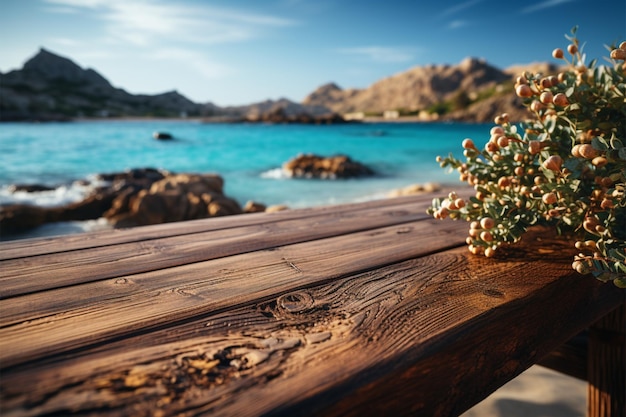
[{"x1": 428, "y1": 28, "x2": 626, "y2": 287}]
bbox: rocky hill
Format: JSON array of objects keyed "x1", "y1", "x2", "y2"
[
  {"x1": 217, "y1": 98, "x2": 346, "y2": 123},
  {"x1": 1, "y1": 48, "x2": 560, "y2": 123},
  {"x1": 304, "y1": 58, "x2": 562, "y2": 123},
  {"x1": 305, "y1": 58, "x2": 506, "y2": 113},
  {"x1": 0, "y1": 48, "x2": 216, "y2": 121}
]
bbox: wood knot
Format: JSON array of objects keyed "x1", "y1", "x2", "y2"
[
  {"x1": 277, "y1": 292, "x2": 314, "y2": 314},
  {"x1": 482, "y1": 288, "x2": 504, "y2": 298}
]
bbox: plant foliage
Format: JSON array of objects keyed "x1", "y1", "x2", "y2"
[{"x1": 428, "y1": 28, "x2": 626, "y2": 287}]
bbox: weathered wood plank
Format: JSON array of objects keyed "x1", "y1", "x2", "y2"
[
  {"x1": 587, "y1": 303, "x2": 625, "y2": 417},
  {"x1": 2, "y1": 241, "x2": 622, "y2": 417},
  {"x1": 0, "y1": 193, "x2": 453, "y2": 260},
  {"x1": 0, "y1": 218, "x2": 468, "y2": 368},
  {"x1": 0, "y1": 199, "x2": 435, "y2": 298}
]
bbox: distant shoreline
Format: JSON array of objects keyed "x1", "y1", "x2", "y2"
[{"x1": 0, "y1": 116, "x2": 491, "y2": 125}]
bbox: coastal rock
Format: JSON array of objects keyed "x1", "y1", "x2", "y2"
[
  {"x1": 283, "y1": 154, "x2": 375, "y2": 179},
  {"x1": 97, "y1": 167, "x2": 170, "y2": 185},
  {"x1": 387, "y1": 183, "x2": 441, "y2": 198},
  {"x1": 153, "y1": 131, "x2": 174, "y2": 140},
  {"x1": 243, "y1": 201, "x2": 267, "y2": 213},
  {"x1": 0, "y1": 169, "x2": 246, "y2": 235},
  {"x1": 211, "y1": 98, "x2": 348, "y2": 124},
  {"x1": 104, "y1": 173, "x2": 242, "y2": 228},
  {"x1": 0, "y1": 187, "x2": 120, "y2": 234},
  {"x1": 0, "y1": 204, "x2": 51, "y2": 234},
  {"x1": 7, "y1": 184, "x2": 56, "y2": 193},
  {"x1": 240, "y1": 99, "x2": 347, "y2": 124},
  {"x1": 265, "y1": 205, "x2": 289, "y2": 213},
  {"x1": 51, "y1": 189, "x2": 120, "y2": 221}
]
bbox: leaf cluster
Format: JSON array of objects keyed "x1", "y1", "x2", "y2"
[{"x1": 428, "y1": 29, "x2": 626, "y2": 287}]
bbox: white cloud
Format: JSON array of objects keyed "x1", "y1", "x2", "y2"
[
  {"x1": 440, "y1": 0, "x2": 485, "y2": 17},
  {"x1": 447, "y1": 20, "x2": 469, "y2": 29},
  {"x1": 337, "y1": 46, "x2": 416, "y2": 63},
  {"x1": 521, "y1": 0, "x2": 575, "y2": 13},
  {"x1": 43, "y1": 0, "x2": 297, "y2": 46},
  {"x1": 39, "y1": 0, "x2": 292, "y2": 88},
  {"x1": 438, "y1": 0, "x2": 483, "y2": 30},
  {"x1": 44, "y1": 0, "x2": 103, "y2": 8},
  {"x1": 41, "y1": 6, "x2": 81, "y2": 14}
]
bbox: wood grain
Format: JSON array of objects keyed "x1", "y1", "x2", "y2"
[
  {"x1": 3, "y1": 195, "x2": 621, "y2": 417},
  {"x1": 0, "y1": 218, "x2": 468, "y2": 368},
  {"x1": 587, "y1": 304, "x2": 625, "y2": 417},
  {"x1": 0, "y1": 193, "x2": 455, "y2": 260},
  {"x1": 1, "y1": 246, "x2": 622, "y2": 417},
  {"x1": 0, "y1": 198, "x2": 434, "y2": 298}
]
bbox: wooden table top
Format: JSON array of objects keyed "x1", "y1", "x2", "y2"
[{"x1": 1, "y1": 193, "x2": 623, "y2": 417}]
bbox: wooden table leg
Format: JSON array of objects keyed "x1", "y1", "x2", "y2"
[{"x1": 588, "y1": 303, "x2": 625, "y2": 417}]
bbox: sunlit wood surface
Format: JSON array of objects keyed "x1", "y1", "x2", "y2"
[{"x1": 1, "y1": 193, "x2": 623, "y2": 417}]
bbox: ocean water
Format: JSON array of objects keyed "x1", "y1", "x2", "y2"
[{"x1": 0, "y1": 120, "x2": 490, "y2": 239}]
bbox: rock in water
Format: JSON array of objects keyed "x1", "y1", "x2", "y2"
[
  {"x1": 0, "y1": 169, "x2": 246, "y2": 235},
  {"x1": 104, "y1": 173, "x2": 242, "y2": 228},
  {"x1": 153, "y1": 131, "x2": 174, "y2": 140},
  {"x1": 282, "y1": 154, "x2": 375, "y2": 179},
  {"x1": 7, "y1": 184, "x2": 56, "y2": 193},
  {"x1": 0, "y1": 204, "x2": 50, "y2": 234}
]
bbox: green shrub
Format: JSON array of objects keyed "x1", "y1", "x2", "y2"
[{"x1": 428, "y1": 28, "x2": 626, "y2": 287}]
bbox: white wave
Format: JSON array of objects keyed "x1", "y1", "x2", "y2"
[
  {"x1": 0, "y1": 176, "x2": 109, "y2": 208},
  {"x1": 259, "y1": 168, "x2": 343, "y2": 180},
  {"x1": 260, "y1": 168, "x2": 292, "y2": 180}
]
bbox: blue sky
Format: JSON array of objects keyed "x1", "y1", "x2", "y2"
[{"x1": 1, "y1": 0, "x2": 624, "y2": 106}]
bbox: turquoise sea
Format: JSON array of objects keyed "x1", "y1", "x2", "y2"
[{"x1": 0, "y1": 120, "x2": 490, "y2": 238}]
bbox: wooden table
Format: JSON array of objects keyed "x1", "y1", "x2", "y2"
[{"x1": 1, "y1": 193, "x2": 624, "y2": 416}]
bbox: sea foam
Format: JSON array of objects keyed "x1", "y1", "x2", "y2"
[
  {"x1": 0, "y1": 176, "x2": 109, "y2": 207},
  {"x1": 260, "y1": 168, "x2": 291, "y2": 180}
]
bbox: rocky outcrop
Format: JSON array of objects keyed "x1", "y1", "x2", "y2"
[
  {"x1": 442, "y1": 61, "x2": 564, "y2": 123},
  {"x1": 245, "y1": 107, "x2": 348, "y2": 124},
  {"x1": 217, "y1": 98, "x2": 346, "y2": 124},
  {"x1": 2, "y1": 47, "x2": 562, "y2": 124},
  {"x1": 302, "y1": 58, "x2": 565, "y2": 123},
  {"x1": 153, "y1": 131, "x2": 174, "y2": 140},
  {"x1": 444, "y1": 93, "x2": 530, "y2": 123},
  {"x1": 302, "y1": 83, "x2": 360, "y2": 112},
  {"x1": 504, "y1": 62, "x2": 562, "y2": 78},
  {"x1": 104, "y1": 173, "x2": 243, "y2": 227},
  {"x1": 0, "y1": 187, "x2": 121, "y2": 234},
  {"x1": 387, "y1": 183, "x2": 441, "y2": 198},
  {"x1": 303, "y1": 57, "x2": 509, "y2": 115},
  {"x1": 0, "y1": 48, "x2": 214, "y2": 121},
  {"x1": 21, "y1": 48, "x2": 112, "y2": 88},
  {"x1": 1, "y1": 49, "x2": 342, "y2": 122},
  {"x1": 0, "y1": 204, "x2": 52, "y2": 235},
  {"x1": 0, "y1": 168, "x2": 258, "y2": 235},
  {"x1": 282, "y1": 154, "x2": 375, "y2": 179}
]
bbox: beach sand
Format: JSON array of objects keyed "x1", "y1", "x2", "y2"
[{"x1": 462, "y1": 365, "x2": 586, "y2": 417}]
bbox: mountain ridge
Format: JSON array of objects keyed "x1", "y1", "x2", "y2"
[
  {"x1": 1, "y1": 48, "x2": 560, "y2": 122},
  {"x1": 1, "y1": 48, "x2": 215, "y2": 121},
  {"x1": 304, "y1": 57, "x2": 509, "y2": 114}
]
